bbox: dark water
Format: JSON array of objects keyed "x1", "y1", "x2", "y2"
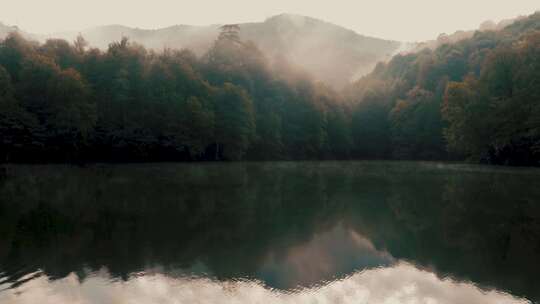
[{"x1": 0, "y1": 161, "x2": 539, "y2": 303}]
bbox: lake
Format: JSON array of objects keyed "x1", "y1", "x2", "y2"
[{"x1": 0, "y1": 161, "x2": 539, "y2": 303}]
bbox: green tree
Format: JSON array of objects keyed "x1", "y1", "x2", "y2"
[
  {"x1": 46, "y1": 68, "x2": 96, "y2": 148},
  {"x1": 351, "y1": 89, "x2": 391, "y2": 158},
  {"x1": 181, "y1": 96, "x2": 215, "y2": 158},
  {"x1": 389, "y1": 87, "x2": 446, "y2": 159},
  {"x1": 0, "y1": 65, "x2": 38, "y2": 161},
  {"x1": 214, "y1": 83, "x2": 255, "y2": 160},
  {"x1": 442, "y1": 77, "x2": 492, "y2": 159}
]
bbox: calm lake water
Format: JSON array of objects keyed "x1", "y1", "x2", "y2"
[{"x1": 1, "y1": 161, "x2": 539, "y2": 304}]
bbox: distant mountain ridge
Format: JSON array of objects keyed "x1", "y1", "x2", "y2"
[
  {"x1": 239, "y1": 15, "x2": 403, "y2": 87},
  {"x1": 0, "y1": 14, "x2": 528, "y2": 87},
  {"x1": 0, "y1": 14, "x2": 403, "y2": 88}
]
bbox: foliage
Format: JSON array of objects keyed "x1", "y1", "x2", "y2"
[
  {"x1": 0, "y1": 31, "x2": 351, "y2": 162},
  {"x1": 346, "y1": 12, "x2": 540, "y2": 165},
  {"x1": 1, "y1": 12, "x2": 540, "y2": 165}
]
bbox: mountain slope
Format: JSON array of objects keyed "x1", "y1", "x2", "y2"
[
  {"x1": 345, "y1": 11, "x2": 540, "y2": 164},
  {"x1": 41, "y1": 14, "x2": 402, "y2": 88},
  {"x1": 239, "y1": 14, "x2": 401, "y2": 87}
]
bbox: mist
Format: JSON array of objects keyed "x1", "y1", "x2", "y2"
[
  {"x1": 1, "y1": 14, "x2": 401, "y2": 88},
  {"x1": 2, "y1": 2, "x2": 540, "y2": 304}
]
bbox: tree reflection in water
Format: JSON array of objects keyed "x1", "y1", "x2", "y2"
[{"x1": 0, "y1": 162, "x2": 539, "y2": 302}]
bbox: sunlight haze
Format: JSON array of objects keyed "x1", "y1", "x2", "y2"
[
  {"x1": 2, "y1": 0, "x2": 540, "y2": 302},
  {"x1": 1, "y1": 0, "x2": 538, "y2": 41}
]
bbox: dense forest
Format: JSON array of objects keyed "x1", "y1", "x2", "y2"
[
  {"x1": 0, "y1": 12, "x2": 539, "y2": 164},
  {"x1": 346, "y1": 12, "x2": 540, "y2": 165},
  {"x1": 0, "y1": 26, "x2": 350, "y2": 162}
]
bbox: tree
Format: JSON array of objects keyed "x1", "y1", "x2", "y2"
[
  {"x1": 218, "y1": 24, "x2": 241, "y2": 44},
  {"x1": 326, "y1": 106, "x2": 352, "y2": 158},
  {"x1": 214, "y1": 83, "x2": 255, "y2": 160},
  {"x1": 0, "y1": 32, "x2": 36, "y2": 82},
  {"x1": 442, "y1": 77, "x2": 492, "y2": 159},
  {"x1": 74, "y1": 34, "x2": 88, "y2": 54},
  {"x1": 40, "y1": 39, "x2": 78, "y2": 69},
  {"x1": 389, "y1": 87, "x2": 446, "y2": 159},
  {"x1": 250, "y1": 97, "x2": 284, "y2": 160},
  {"x1": 46, "y1": 68, "x2": 96, "y2": 148},
  {"x1": 351, "y1": 89, "x2": 392, "y2": 159},
  {"x1": 0, "y1": 65, "x2": 38, "y2": 161}
]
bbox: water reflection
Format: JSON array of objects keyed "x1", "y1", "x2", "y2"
[
  {"x1": 0, "y1": 263, "x2": 529, "y2": 304},
  {"x1": 258, "y1": 226, "x2": 394, "y2": 289},
  {"x1": 0, "y1": 161, "x2": 539, "y2": 303}
]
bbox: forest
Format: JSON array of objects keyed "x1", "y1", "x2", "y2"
[
  {"x1": 345, "y1": 12, "x2": 540, "y2": 165},
  {"x1": 0, "y1": 12, "x2": 539, "y2": 164}
]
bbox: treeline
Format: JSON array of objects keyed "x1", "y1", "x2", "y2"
[
  {"x1": 1, "y1": 12, "x2": 540, "y2": 164},
  {"x1": 346, "y1": 12, "x2": 540, "y2": 165},
  {"x1": 0, "y1": 29, "x2": 352, "y2": 162}
]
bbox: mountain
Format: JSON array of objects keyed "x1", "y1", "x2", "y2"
[
  {"x1": 37, "y1": 14, "x2": 402, "y2": 88},
  {"x1": 47, "y1": 24, "x2": 218, "y2": 54},
  {"x1": 0, "y1": 14, "x2": 531, "y2": 88},
  {"x1": 238, "y1": 14, "x2": 402, "y2": 87},
  {"x1": 344, "y1": 11, "x2": 540, "y2": 165}
]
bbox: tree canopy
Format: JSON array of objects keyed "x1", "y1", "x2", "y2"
[
  {"x1": 1, "y1": 12, "x2": 540, "y2": 165},
  {"x1": 345, "y1": 12, "x2": 540, "y2": 165},
  {"x1": 0, "y1": 28, "x2": 350, "y2": 162}
]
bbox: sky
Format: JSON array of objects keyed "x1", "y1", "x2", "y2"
[{"x1": 0, "y1": 0, "x2": 538, "y2": 41}]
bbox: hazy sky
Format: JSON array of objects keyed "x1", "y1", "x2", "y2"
[{"x1": 1, "y1": 0, "x2": 538, "y2": 41}]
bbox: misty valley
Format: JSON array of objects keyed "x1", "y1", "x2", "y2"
[{"x1": 0, "y1": 6, "x2": 540, "y2": 304}]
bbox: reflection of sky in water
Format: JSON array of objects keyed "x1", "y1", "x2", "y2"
[
  {"x1": 0, "y1": 263, "x2": 529, "y2": 304},
  {"x1": 257, "y1": 225, "x2": 395, "y2": 289},
  {"x1": 2, "y1": 162, "x2": 540, "y2": 303},
  {"x1": 0, "y1": 227, "x2": 531, "y2": 303}
]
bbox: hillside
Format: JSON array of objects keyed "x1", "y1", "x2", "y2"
[
  {"x1": 239, "y1": 14, "x2": 401, "y2": 87},
  {"x1": 36, "y1": 14, "x2": 401, "y2": 88},
  {"x1": 1, "y1": 11, "x2": 539, "y2": 165},
  {"x1": 345, "y1": 11, "x2": 540, "y2": 165},
  {"x1": 0, "y1": 14, "x2": 531, "y2": 88}
]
